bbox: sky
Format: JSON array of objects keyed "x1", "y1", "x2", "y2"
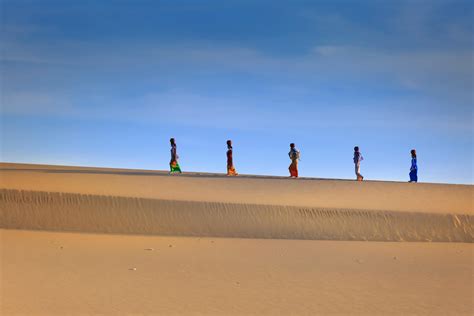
[{"x1": 1, "y1": 0, "x2": 473, "y2": 184}]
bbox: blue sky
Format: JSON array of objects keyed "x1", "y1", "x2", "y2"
[{"x1": 1, "y1": 0, "x2": 472, "y2": 184}]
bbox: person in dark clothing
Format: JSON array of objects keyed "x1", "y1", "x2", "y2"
[
  {"x1": 226, "y1": 140, "x2": 238, "y2": 176},
  {"x1": 169, "y1": 138, "x2": 182, "y2": 174}
]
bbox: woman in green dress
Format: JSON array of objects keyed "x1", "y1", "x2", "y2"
[{"x1": 169, "y1": 138, "x2": 182, "y2": 174}]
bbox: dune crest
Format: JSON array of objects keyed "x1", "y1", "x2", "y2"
[{"x1": 1, "y1": 163, "x2": 472, "y2": 242}]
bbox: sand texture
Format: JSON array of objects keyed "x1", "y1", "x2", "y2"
[
  {"x1": 1, "y1": 163, "x2": 471, "y2": 214},
  {"x1": 0, "y1": 163, "x2": 473, "y2": 315},
  {"x1": 1, "y1": 229, "x2": 472, "y2": 315},
  {"x1": 1, "y1": 163, "x2": 472, "y2": 242},
  {"x1": 1, "y1": 188, "x2": 472, "y2": 242}
]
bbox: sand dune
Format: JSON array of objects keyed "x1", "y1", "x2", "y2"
[
  {"x1": 1, "y1": 163, "x2": 471, "y2": 214},
  {"x1": 1, "y1": 188, "x2": 472, "y2": 242},
  {"x1": 1, "y1": 163, "x2": 473, "y2": 315},
  {"x1": 1, "y1": 163, "x2": 472, "y2": 242}
]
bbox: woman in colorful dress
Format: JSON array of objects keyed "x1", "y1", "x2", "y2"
[
  {"x1": 169, "y1": 138, "x2": 182, "y2": 174},
  {"x1": 288, "y1": 143, "x2": 300, "y2": 178},
  {"x1": 409, "y1": 149, "x2": 418, "y2": 182},
  {"x1": 226, "y1": 140, "x2": 238, "y2": 176}
]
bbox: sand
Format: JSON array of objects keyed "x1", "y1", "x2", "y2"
[
  {"x1": 0, "y1": 163, "x2": 473, "y2": 315},
  {"x1": 1, "y1": 229, "x2": 472, "y2": 315},
  {"x1": 1, "y1": 163, "x2": 471, "y2": 214},
  {"x1": 1, "y1": 163, "x2": 472, "y2": 242}
]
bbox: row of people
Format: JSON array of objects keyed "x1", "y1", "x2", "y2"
[{"x1": 168, "y1": 138, "x2": 418, "y2": 182}]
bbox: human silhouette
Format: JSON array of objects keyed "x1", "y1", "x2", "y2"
[
  {"x1": 169, "y1": 138, "x2": 182, "y2": 174},
  {"x1": 353, "y1": 146, "x2": 364, "y2": 181},
  {"x1": 288, "y1": 143, "x2": 300, "y2": 178},
  {"x1": 226, "y1": 140, "x2": 238, "y2": 176},
  {"x1": 409, "y1": 149, "x2": 418, "y2": 182}
]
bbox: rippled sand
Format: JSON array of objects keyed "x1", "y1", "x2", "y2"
[{"x1": 0, "y1": 163, "x2": 472, "y2": 315}]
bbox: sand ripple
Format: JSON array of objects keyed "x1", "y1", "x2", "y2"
[{"x1": 1, "y1": 189, "x2": 472, "y2": 242}]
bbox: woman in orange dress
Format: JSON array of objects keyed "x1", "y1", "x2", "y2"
[
  {"x1": 226, "y1": 140, "x2": 238, "y2": 176},
  {"x1": 288, "y1": 143, "x2": 299, "y2": 178}
]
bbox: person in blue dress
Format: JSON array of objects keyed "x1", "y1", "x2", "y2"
[{"x1": 409, "y1": 149, "x2": 418, "y2": 182}]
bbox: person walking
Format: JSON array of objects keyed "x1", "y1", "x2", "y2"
[
  {"x1": 169, "y1": 138, "x2": 182, "y2": 174},
  {"x1": 409, "y1": 149, "x2": 418, "y2": 182},
  {"x1": 353, "y1": 146, "x2": 364, "y2": 181},
  {"x1": 288, "y1": 143, "x2": 300, "y2": 178},
  {"x1": 226, "y1": 140, "x2": 238, "y2": 176}
]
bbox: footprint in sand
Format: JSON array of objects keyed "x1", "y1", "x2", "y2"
[
  {"x1": 129, "y1": 267, "x2": 137, "y2": 271},
  {"x1": 144, "y1": 248, "x2": 154, "y2": 251}
]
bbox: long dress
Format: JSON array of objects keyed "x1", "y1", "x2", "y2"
[
  {"x1": 288, "y1": 148, "x2": 299, "y2": 178},
  {"x1": 354, "y1": 152, "x2": 363, "y2": 181},
  {"x1": 169, "y1": 145, "x2": 182, "y2": 173},
  {"x1": 226, "y1": 148, "x2": 238, "y2": 176},
  {"x1": 409, "y1": 158, "x2": 418, "y2": 182}
]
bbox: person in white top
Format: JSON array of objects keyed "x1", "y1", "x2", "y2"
[{"x1": 353, "y1": 146, "x2": 364, "y2": 181}]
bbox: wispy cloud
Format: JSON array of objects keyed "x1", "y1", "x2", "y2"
[
  {"x1": 3, "y1": 37, "x2": 472, "y2": 94},
  {"x1": 3, "y1": 89, "x2": 471, "y2": 134},
  {"x1": 1, "y1": 1, "x2": 472, "y2": 131}
]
